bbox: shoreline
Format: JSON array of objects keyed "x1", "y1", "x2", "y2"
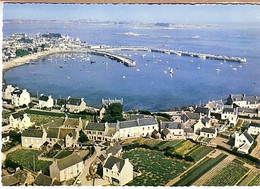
[{"x1": 2, "y1": 49, "x2": 89, "y2": 72}]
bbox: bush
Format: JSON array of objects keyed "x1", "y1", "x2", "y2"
[{"x1": 15, "y1": 49, "x2": 30, "y2": 57}]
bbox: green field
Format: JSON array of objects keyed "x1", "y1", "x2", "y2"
[
  {"x1": 174, "y1": 153, "x2": 227, "y2": 186},
  {"x1": 203, "y1": 159, "x2": 250, "y2": 186},
  {"x1": 123, "y1": 148, "x2": 191, "y2": 186},
  {"x1": 54, "y1": 150, "x2": 73, "y2": 159},
  {"x1": 28, "y1": 114, "x2": 64, "y2": 125},
  {"x1": 185, "y1": 146, "x2": 214, "y2": 162},
  {"x1": 155, "y1": 140, "x2": 184, "y2": 151},
  {"x1": 248, "y1": 173, "x2": 260, "y2": 186},
  {"x1": 7, "y1": 149, "x2": 52, "y2": 175}
]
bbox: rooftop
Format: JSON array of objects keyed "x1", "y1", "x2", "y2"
[
  {"x1": 104, "y1": 156, "x2": 125, "y2": 173},
  {"x1": 86, "y1": 122, "x2": 106, "y2": 131},
  {"x1": 22, "y1": 129, "x2": 44, "y2": 138},
  {"x1": 161, "y1": 121, "x2": 183, "y2": 130},
  {"x1": 56, "y1": 153, "x2": 82, "y2": 171}
]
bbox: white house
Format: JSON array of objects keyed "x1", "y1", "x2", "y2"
[
  {"x1": 9, "y1": 112, "x2": 32, "y2": 130},
  {"x1": 234, "y1": 130, "x2": 254, "y2": 154},
  {"x1": 160, "y1": 121, "x2": 184, "y2": 140},
  {"x1": 102, "y1": 98, "x2": 123, "y2": 108},
  {"x1": 117, "y1": 118, "x2": 159, "y2": 139},
  {"x1": 66, "y1": 97, "x2": 86, "y2": 113},
  {"x1": 38, "y1": 95, "x2": 54, "y2": 109},
  {"x1": 3, "y1": 85, "x2": 16, "y2": 100},
  {"x1": 200, "y1": 127, "x2": 217, "y2": 138},
  {"x1": 103, "y1": 155, "x2": 133, "y2": 186},
  {"x1": 11, "y1": 89, "x2": 30, "y2": 107},
  {"x1": 49, "y1": 153, "x2": 83, "y2": 182},
  {"x1": 21, "y1": 129, "x2": 47, "y2": 149},
  {"x1": 195, "y1": 107, "x2": 211, "y2": 117},
  {"x1": 206, "y1": 99, "x2": 224, "y2": 113},
  {"x1": 221, "y1": 107, "x2": 238, "y2": 125},
  {"x1": 227, "y1": 94, "x2": 260, "y2": 109},
  {"x1": 248, "y1": 122, "x2": 260, "y2": 136}
]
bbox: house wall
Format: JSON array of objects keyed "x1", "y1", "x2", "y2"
[
  {"x1": 59, "y1": 162, "x2": 83, "y2": 182},
  {"x1": 4, "y1": 85, "x2": 15, "y2": 99},
  {"x1": 50, "y1": 163, "x2": 61, "y2": 181},
  {"x1": 234, "y1": 133, "x2": 253, "y2": 148},
  {"x1": 67, "y1": 101, "x2": 86, "y2": 113},
  {"x1": 119, "y1": 124, "x2": 159, "y2": 139},
  {"x1": 12, "y1": 90, "x2": 30, "y2": 107},
  {"x1": 39, "y1": 98, "x2": 54, "y2": 108},
  {"x1": 22, "y1": 137, "x2": 45, "y2": 148},
  {"x1": 86, "y1": 130, "x2": 105, "y2": 141},
  {"x1": 193, "y1": 121, "x2": 204, "y2": 134},
  {"x1": 248, "y1": 126, "x2": 260, "y2": 136},
  {"x1": 200, "y1": 131, "x2": 217, "y2": 138},
  {"x1": 221, "y1": 112, "x2": 238, "y2": 125}
]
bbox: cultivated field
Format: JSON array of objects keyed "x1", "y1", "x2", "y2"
[{"x1": 123, "y1": 148, "x2": 191, "y2": 186}]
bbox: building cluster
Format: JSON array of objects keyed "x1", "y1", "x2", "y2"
[{"x1": 2, "y1": 33, "x2": 88, "y2": 61}]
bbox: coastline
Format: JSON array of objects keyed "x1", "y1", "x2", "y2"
[{"x1": 2, "y1": 49, "x2": 89, "y2": 72}]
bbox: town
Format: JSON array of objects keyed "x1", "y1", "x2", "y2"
[{"x1": 1, "y1": 81, "x2": 260, "y2": 186}]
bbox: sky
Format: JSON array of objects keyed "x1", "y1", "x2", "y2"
[{"x1": 3, "y1": 4, "x2": 260, "y2": 24}]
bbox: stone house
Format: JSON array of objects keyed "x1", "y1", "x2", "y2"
[
  {"x1": 66, "y1": 97, "x2": 86, "y2": 113},
  {"x1": 103, "y1": 155, "x2": 133, "y2": 186},
  {"x1": 11, "y1": 89, "x2": 30, "y2": 107},
  {"x1": 221, "y1": 107, "x2": 238, "y2": 125},
  {"x1": 38, "y1": 95, "x2": 54, "y2": 109},
  {"x1": 234, "y1": 130, "x2": 254, "y2": 154},
  {"x1": 248, "y1": 122, "x2": 260, "y2": 136},
  {"x1": 106, "y1": 143, "x2": 122, "y2": 157},
  {"x1": 9, "y1": 112, "x2": 32, "y2": 130},
  {"x1": 117, "y1": 118, "x2": 159, "y2": 139},
  {"x1": 21, "y1": 129, "x2": 47, "y2": 149},
  {"x1": 200, "y1": 127, "x2": 217, "y2": 138},
  {"x1": 49, "y1": 153, "x2": 83, "y2": 182},
  {"x1": 205, "y1": 99, "x2": 224, "y2": 113},
  {"x1": 227, "y1": 94, "x2": 260, "y2": 109},
  {"x1": 160, "y1": 121, "x2": 184, "y2": 140},
  {"x1": 195, "y1": 107, "x2": 211, "y2": 117},
  {"x1": 3, "y1": 84, "x2": 16, "y2": 100}
]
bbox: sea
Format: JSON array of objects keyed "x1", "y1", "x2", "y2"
[{"x1": 3, "y1": 21, "x2": 260, "y2": 111}]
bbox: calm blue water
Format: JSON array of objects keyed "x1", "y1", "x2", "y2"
[{"x1": 4, "y1": 22, "x2": 260, "y2": 111}]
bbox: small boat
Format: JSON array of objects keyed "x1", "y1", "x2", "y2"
[
  {"x1": 59, "y1": 65, "x2": 63, "y2": 68},
  {"x1": 170, "y1": 68, "x2": 174, "y2": 75},
  {"x1": 197, "y1": 66, "x2": 201, "y2": 69},
  {"x1": 220, "y1": 62, "x2": 223, "y2": 65},
  {"x1": 216, "y1": 68, "x2": 221, "y2": 72},
  {"x1": 191, "y1": 59, "x2": 193, "y2": 63},
  {"x1": 122, "y1": 75, "x2": 126, "y2": 79},
  {"x1": 141, "y1": 54, "x2": 146, "y2": 58},
  {"x1": 90, "y1": 60, "x2": 96, "y2": 64},
  {"x1": 232, "y1": 67, "x2": 237, "y2": 71},
  {"x1": 136, "y1": 68, "x2": 140, "y2": 72},
  {"x1": 239, "y1": 65, "x2": 242, "y2": 68},
  {"x1": 164, "y1": 71, "x2": 168, "y2": 74}
]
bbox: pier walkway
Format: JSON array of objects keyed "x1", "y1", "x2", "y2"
[{"x1": 97, "y1": 46, "x2": 247, "y2": 63}]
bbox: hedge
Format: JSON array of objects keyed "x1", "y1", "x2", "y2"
[{"x1": 216, "y1": 145, "x2": 260, "y2": 168}]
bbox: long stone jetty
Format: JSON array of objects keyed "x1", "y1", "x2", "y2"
[{"x1": 100, "y1": 46, "x2": 247, "y2": 63}]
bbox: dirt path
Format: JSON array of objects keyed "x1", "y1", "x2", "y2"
[
  {"x1": 193, "y1": 153, "x2": 235, "y2": 186},
  {"x1": 251, "y1": 135, "x2": 260, "y2": 159}
]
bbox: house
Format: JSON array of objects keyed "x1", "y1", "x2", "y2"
[
  {"x1": 9, "y1": 112, "x2": 32, "y2": 130},
  {"x1": 2, "y1": 175, "x2": 20, "y2": 186},
  {"x1": 227, "y1": 94, "x2": 260, "y2": 109},
  {"x1": 221, "y1": 107, "x2": 238, "y2": 125},
  {"x1": 117, "y1": 118, "x2": 159, "y2": 139},
  {"x1": 238, "y1": 107, "x2": 259, "y2": 118},
  {"x1": 3, "y1": 84, "x2": 15, "y2": 100},
  {"x1": 200, "y1": 127, "x2": 217, "y2": 138},
  {"x1": 34, "y1": 173, "x2": 52, "y2": 186},
  {"x1": 98, "y1": 106, "x2": 106, "y2": 120},
  {"x1": 160, "y1": 121, "x2": 184, "y2": 140},
  {"x1": 21, "y1": 129, "x2": 47, "y2": 149},
  {"x1": 2, "y1": 133, "x2": 10, "y2": 144},
  {"x1": 181, "y1": 112, "x2": 201, "y2": 123},
  {"x1": 11, "y1": 89, "x2": 30, "y2": 107},
  {"x1": 206, "y1": 99, "x2": 224, "y2": 113},
  {"x1": 102, "y1": 98, "x2": 123, "y2": 108},
  {"x1": 46, "y1": 128, "x2": 60, "y2": 146},
  {"x1": 38, "y1": 94, "x2": 54, "y2": 109},
  {"x1": 49, "y1": 153, "x2": 83, "y2": 182},
  {"x1": 195, "y1": 107, "x2": 211, "y2": 117},
  {"x1": 59, "y1": 128, "x2": 78, "y2": 148},
  {"x1": 193, "y1": 120, "x2": 206, "y2": 135},
  {"x1": 85, "y1": 122, "x2": 119, "y2": 142},
  {"x1": 151, "y1": 129, "x2": 161, "y2": 139},
  {"x1": 103, "y1": 155, "x2": 133, "y2": 186},
  {"x1": 66, "y1": 97, "x2": 86, "y2": 113},
  {"x1": 248, "y1": 122, "x2": 260, "y2": 136},
  {"x1": 106, "y1": 143, "x2": 122, "y2": 157},
  {"x1": 63, "y1": 117, "x2": 82, "y2": 130},
  {"x1": 53, "y1": 98, "x2": 66, "y2": 111},
  {"x1": 234, "y1": 130, "x2": 254, "y2": 154}
]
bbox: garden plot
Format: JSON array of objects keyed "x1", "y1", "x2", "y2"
[
  {"x1": 203, "y1": 159, "x2": 250, "y2": 186},
  {"x1": 123, "y1": 148, "x2": 191, "y2": 186}
]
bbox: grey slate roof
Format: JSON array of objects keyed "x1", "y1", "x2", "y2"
[
  {"x1": 2, "y1": 175, "x2": 20, "y2": 186},
  {"x1": 118, "y1": 118, "x2": 157, "y2": 129},
  {"x1": 130, "y1": 114, "x2": 145, "y2": 120},
  {"x1": 56, "y1": 99, "x2": 66, "y2": 106},
  {"x1": 67, "y1": 97, "x2": 82, "y2": 106},
  {"x1": 86, "y1": 123, "x2": 106, "y2": 131},
  {"x1": 238, "y1": 108, "x2": 258, "y2": 114},
  {"x1": 22, "y1": 129, "x2": 44, "y2": 138},
  {"x1": 11, "y1": 89, "x2": 22, "y2": 97},
  {"x1": 34, "y1": 173, "x2": 52, "y2": 186},
  {"x1": 186, "y1": 112, "x2": 200, "y2": 120},
  {"x1": 106, "y1": 143, "x2": 122, "y2": 156},
  {"x1": 250, "y1": 122, "x2": 260, "y2": 128},
  {"x1": 223, "y1": 108, "x2": 236, "y2": 113},
  {"x1": 195, "y1": 107, "x2": 210, "y2": 115},
  {"x1": 161, "y1": 128, "x2": 170, "y2": 136},
  {"x1": 46, "y1": 128, "x2": 59, "y2": 138},
  {"x1": 242, "y1": 130, "x2": 254, "y2": 143},
  {"x1": 104, "y1": 156, "x2": 125, "y2": 173},
  {"x1": 11, "y1": 111, "x2": 25, "y2": 119},
  {"x1": 201, "y1": 127, "x2": 216, "y2": 134},
  {"x1": 230, "y1": 94, "x2": 244, "y2": 101},
  {"x1": 39, "y1": 95, "x2": 49, "y2": 101},
  {"x1": 56, "y1": 153, "x2": 82, "y2": 170},
  {"x1": 202, "y1": 117, "x2": 210, "y2": 125},
  {"x1": 161, "y1": 121, "x2": 183, "y2": 130}
]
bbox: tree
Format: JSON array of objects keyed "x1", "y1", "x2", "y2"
[
  {"x1": 9, "y1": 130, "x2": 21, "y2": 143},
  {"x1": 78, "y1": 130, "x2": 89, "y2": 143},
  {"x1": 101, "y1": 103, "x2": 125, "y2": 123}
]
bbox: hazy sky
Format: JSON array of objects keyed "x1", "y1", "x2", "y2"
[{"x1": 4, "y1": 4, "x2": 260, "y2": 24}]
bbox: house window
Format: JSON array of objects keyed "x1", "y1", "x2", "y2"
[{"x1": 106, "y1": 169, "x2": 108, "y2": 172}]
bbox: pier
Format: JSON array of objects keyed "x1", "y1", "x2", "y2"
[{"x1": 99, "y1": 46, "x2": 247, "y2": 63}]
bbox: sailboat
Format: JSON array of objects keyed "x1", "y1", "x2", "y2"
[
  {"x1": 170, "y1": 68, "x2": 174, "y2": 75},
  {"x1": 197, "y1": 63, "x2": 201, "y2": 69},
  {"x1": 216, "y1": 68, "x2": 221, "y2": 72}
]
